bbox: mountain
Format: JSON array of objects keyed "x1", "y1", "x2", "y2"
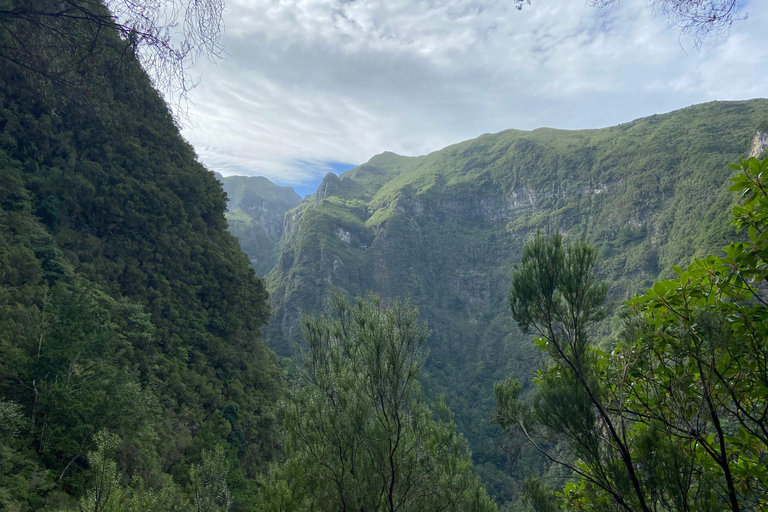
[
  {"x1": 218, "y1": 176, "x2": 301, "y2": 276},
  {"x1": 255, "y1": 99, "x2": 768, "y2": 501},
  {"x1": 0, "y1": 8, "x2": 283, "y2": 511}
]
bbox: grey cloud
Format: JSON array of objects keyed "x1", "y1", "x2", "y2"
[{"x1": 180, "y1": 0, "x2": 768, "y2": 186}]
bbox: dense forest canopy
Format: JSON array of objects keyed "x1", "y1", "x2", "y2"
[{"x1": 0, "y1": 1, "x2": 283, "y2": 510}]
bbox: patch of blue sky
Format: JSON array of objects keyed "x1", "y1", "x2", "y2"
[
  {"x1": 211, "y1": 160, "x2": 359, "y2": 199},
  {"x1": 288, "y1": 161, "x2": 358, "y2": 198}
]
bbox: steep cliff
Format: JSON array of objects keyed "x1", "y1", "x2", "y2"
[{"x1": 263, "y1": 99, "x2": 768, "y2": 498}]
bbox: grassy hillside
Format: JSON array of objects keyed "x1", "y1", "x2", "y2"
[{"x1": 264, "y1": 99, "x2": 768, "y2": 503}]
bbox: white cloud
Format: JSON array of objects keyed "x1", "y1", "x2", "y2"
[{"x1": 180, "y1": 0, "x2": 768, "y2": 186}]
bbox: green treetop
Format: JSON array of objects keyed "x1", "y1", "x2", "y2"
[
  {"x1": 496, "y1": 157, "x2": 768, "y2": 511},
  {"x1": 257, "y1": 292, "x2": 497, "y2": 512}
]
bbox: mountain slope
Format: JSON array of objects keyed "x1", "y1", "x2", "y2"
[
  {"x1": 0, "y1": 6, "x2": 283, "y2": 510},
  {"x1": 219, "y1": 175, "x2": 301, "y2": 276},
  {"x1": 263, "y1": 99, "x2": 768, "y2": 500}
]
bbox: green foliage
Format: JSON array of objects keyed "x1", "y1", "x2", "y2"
[
  {"x1": 257, "y1": 293, "x2": 497, "y2": 512},
  {"x1": 521, "y1": 478, "x2": 560, "y2": 512},
  {"x1": 508, "y1": 231, "x2": 607, "y2": 347},
  {"x1": 0, "y1": 1, "x2": 284, "y2": 509},
  {"x1": 190, "y1": 448, "x2": 232, "y2": 512},
  {"x1": 613, "y1": 156, "x2": 768, "y2": 511},
  {"x1": 0, "y1": 398, "x2": 24, "y2": 439},
  {"x1": 80, "y1": 430, "x2": 125, "y2": 512},
  {"x1": 55, "y1": 429, "x2": 191, "y2": 512},
  {"x1": 265, "y1": 100, "x2": 768, "y2": 506},
  {"x1": 499, "y1": 157, "x2": 768, "y2": 512},
  {"x1": 497, "y1": 231, "x2": 657, "y2": 512}
]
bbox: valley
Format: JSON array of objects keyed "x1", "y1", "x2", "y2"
[
  {"x1": 223, "y1": 100, "x2": 768, "y2": 502},
  {"x1": 1, "y1": 0, "x2": 767, "y2": 508}
]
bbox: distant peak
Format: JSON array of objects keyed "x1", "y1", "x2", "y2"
[
  {"x1": 322, "y1": 171, "x2": 341, "y2": 182},
  {"x1": 219, "y1": 174, "x2": 301, "y2": 207},
  {"x1": 315, "y1": 172, "x2": 343, "y2": 201}
]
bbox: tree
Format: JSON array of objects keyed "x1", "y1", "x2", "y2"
[
  {"x1": 614, "y1": 156, "x2": 768, "y2": 511},
  {"x1": 257, "y1": 292, "x2": 497, "y2": 512},
  {"x1": 0, "y1": 0, "x2": 224, "y2": 112},
  {"x1": 513, "y1": 0, "x2": 743, "y2": 47},
  {"x1": 190, "y1": 447, "x2": 232, "y2": 512},
  {"x1": 80, "y1": 430, "x2": 125, "y2": 512},
  {"x1": 495, "y1": 158, "x2": 768, "y2": 512},
  {"x1": 59, "y1": 429, "x2": 188, "y2": 512},
  {"x1": 495, "y1": 231, "x2": 655, "y2": 512}
]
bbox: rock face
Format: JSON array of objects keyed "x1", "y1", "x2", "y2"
[
  {"x1": 219, "y1": 175, "x2": 302, "y2": 276},
  {"x1": 260, "y1": 100, "x2": 768, "y2": 487},
  {"x1": 750, "y1": 130, "x2": 768, "y2": 158}
]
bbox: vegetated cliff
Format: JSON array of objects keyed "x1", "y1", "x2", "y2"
[
  {"x1": 0, "y1": 6, "x2": 283, "y2": 510},
  {"x1": 218, "y1": 175, "x2": 301, "y2": 276},
  {"x1": 261, "y1": 99, "x2": 768, "y2": 502}
]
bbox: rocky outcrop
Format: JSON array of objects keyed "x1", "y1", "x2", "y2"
[
  {"x1": 315, "y1": 172, "x2": 355, "y2": 202},
  {"x1": 750, "y1": 131, "x2": 768, "y2": 158}
]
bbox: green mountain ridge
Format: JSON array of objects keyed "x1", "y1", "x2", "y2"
[
  {"x1": 217, "y1": 175, "x2": 301, "y2": 276},
  {"x1": 5, "y1": 0, "x2": 766, "y2": 508},
  {"x1": 242, "y1": 99, "x2": 768, "y2": 503}
]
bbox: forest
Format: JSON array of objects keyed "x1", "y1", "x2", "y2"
[{"x1": 0, "y1": 0, "x2": 766, "y2": 511}]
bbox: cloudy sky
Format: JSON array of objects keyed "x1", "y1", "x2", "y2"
[{"x1": 179, "y1": 0, "x2": 767, "y2": 195}]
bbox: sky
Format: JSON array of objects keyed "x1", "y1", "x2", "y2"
[{"x1": 179, "y1": 0, "x2": 768, "y2": 193}]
